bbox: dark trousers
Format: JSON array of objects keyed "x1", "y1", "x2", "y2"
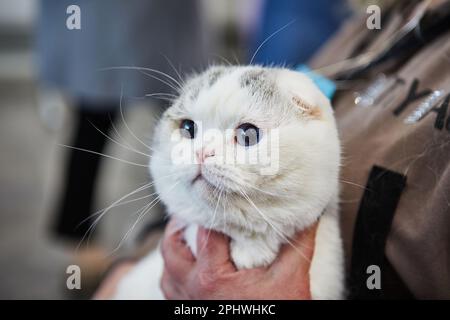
[{"x1": 53, "y1": 102, "x2": 117, "y2": 242}]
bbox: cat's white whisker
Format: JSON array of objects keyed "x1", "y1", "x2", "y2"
[
  {"x1": 238, "y1": 188, "x2": 312, "y2": 263},
  {"x1": 145, "y1": 92, "x2": 178, "y2": 103},
  {"x1": 76, "y1": 172, "x2": 178, "y2": 250},
  {"x1": 234, "y1": 176, "x2": 294, "y2": 199},
  {"x1": 145, "y1": 92, "x2": 178, "y2": 98},
  {"x1": 249, "y1": 19, "x2": 296, "y2": 65},
  {"x1": 200, "y1": 187, "x2": 224, "y2": 253},
  {"x1": 58, "y1": 144, "x2": 149, "y2": 167},
  {"x1": 339, "y1": 179, "x2": 371, "y2": 191},
  {"x1": 76, "y1": 190, "x2": 159, "y2": 229},
  {"x1": 110, "y1": 181, "x2": 181, "y2": 254},
  {"x1": 231, "y1": 52, "x2": 241, "y2": 65},
  {"x1": 119, "y1": 85, "x2": 156, "y2": 153},
  {"x1": 108, "y1": 114, "x2": 133, "y2": 149},
  {"x1": 76, "y1": 181, "x2": 153, "y2": 250},
  {"x1": 108, "y1": 197, "x2": 160, "y2": 255},
  {"x1": 136, "y1": 69, "x2": 180, "y2": 93},
  {"x1": 100, "y1": 66, "x2": 182, "y2": 89},
  {"x1": 210, "y1": 53, "x2": 234, "y2": 66},
  {"x1": 161, "y1": 53, "x2": 185, "y2": 86},
  {"x1": 220, "y1": 189, "x2": 229, "y2": 232},
  {"x1": 107, "y1": 113, "x2": 165, "y2": 161},
  {"x1": 87, "y1": 119, "x2": 152, "y2": 158}
]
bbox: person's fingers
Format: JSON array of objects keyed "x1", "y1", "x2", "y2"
[
  {"x1": 161, "y1": 269, "x2": 185, "y2": 300},
  {"x1": 270, "y1": 222, "x2": 318, "y2": 275},
  {"x1": 196, "y1": 227, "x2": 235, "y2": 271},
  {"x1": 161, "y1": 220, "x2": 195, "y2": 282}
]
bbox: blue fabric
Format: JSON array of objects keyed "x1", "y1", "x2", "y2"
[
  {"x1": 295, "y1": 64, "x2": 336, "y2": 99},
  {"x1": 251, "y1": 0, "x2": 351, "y2": 66}
]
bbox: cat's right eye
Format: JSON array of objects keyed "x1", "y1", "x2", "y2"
[
  {"x1": 235, "y1": 123, "x2": 261, "y2": 147},
  {"x1": 179, "y1": 119, "x2": 197, "y2": 139}
]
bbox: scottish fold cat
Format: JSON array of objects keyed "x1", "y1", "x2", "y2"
[{"x1": 113, "y1": 65, "x2": 344, "y2": 299}]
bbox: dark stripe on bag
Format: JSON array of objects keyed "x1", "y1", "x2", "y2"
[{"x1": 349, "y1": 165, "x2": 411, "y2": 299}]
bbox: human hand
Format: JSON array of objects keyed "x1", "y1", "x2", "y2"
[{"x1": 160, "y1": 219, "x2": 317, "y2": 299}]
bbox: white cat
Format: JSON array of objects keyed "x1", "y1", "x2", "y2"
[{"x1": 113, "y1": 65, "x2": 344, "y2": 299}]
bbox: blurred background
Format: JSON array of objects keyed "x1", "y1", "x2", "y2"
[{"x1": 0, "y1": 0, "x2": 350, "y2": 299}]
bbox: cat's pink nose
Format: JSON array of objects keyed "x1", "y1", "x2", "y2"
[{"x1": 196, "y1": 147, "x2": 215, "y2": 163}]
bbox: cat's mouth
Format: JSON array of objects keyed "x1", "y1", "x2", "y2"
[
  {"x1": 190, "y1": 169, "x2": 242, "y2": 203},
  {"x1": 191, "y1": 171, "x2": 220, "y2": 191},
  {"x1": 191, "y1": 172, "x2": 217, "y2": 188},
  {"x1": 191, "y1": 173, "x2": 203, "y2": 185}
]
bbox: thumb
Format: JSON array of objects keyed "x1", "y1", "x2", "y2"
[{"x1": 196, "y1": 227, "x2": 234, "y2": 270}]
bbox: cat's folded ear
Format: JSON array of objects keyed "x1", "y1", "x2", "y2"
[
  {"x1": 291, "y1": 95, "x2": 322, "y2": 120},
  {"x1": 275, "y1": 68, "x2": 330, "y2": 121}
]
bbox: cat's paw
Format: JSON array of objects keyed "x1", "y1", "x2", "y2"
[{"x1": 230, "y1": 238, "x2": 278, "y2": 269}]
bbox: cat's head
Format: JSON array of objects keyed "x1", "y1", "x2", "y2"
[{"x1": 150, "y1": 66, "x2": 340, "y2": 232}]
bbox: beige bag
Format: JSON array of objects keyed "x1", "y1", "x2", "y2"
[{"x1": 310, "y1": 5, "x2": 450, "y2": 299}]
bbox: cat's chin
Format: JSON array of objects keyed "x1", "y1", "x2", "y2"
[
  {"x1": 190, "y1": 175, "x2": 237, "y2": 203},
  {"x1": 191, "y1": 176, "x2": 220, "y2": 200},
  {"x1": 187, "y1": 178, "x2": 225, "y2": 214},
  {"x1": 192, "y1": 174, "x2": 215, "y2": 190}
]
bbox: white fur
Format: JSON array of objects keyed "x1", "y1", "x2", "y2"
[{"x1": 113, "y1": 66, "x2": 344, "y2": 299}]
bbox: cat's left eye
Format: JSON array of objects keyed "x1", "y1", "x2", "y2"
[
  {"x1": 235, "y1": 123, "x2": 261, "y2": 147},
  {"x1": 179, "y1": 119, "x2": 197, "y2": 139}
]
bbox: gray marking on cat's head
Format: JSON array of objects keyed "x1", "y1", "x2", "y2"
[
  {"x1": 174, "y1": 66, "x2": 288, "y2": 122},
  {"x1": 185, "y1": 78, "x2": 202, "y2": 101},
  {"x1": 240, "y1": 69, "x2": 265, "y2": 89},
  {"x1": 183, "y1": 66, "x2": 229, "y2": 102},
  {"x1": 206, "y1": 66, "x2": 228, "y2": 87},
  {"x1": 240, "y1": 69, "x2": 276, "y2": 98}
]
